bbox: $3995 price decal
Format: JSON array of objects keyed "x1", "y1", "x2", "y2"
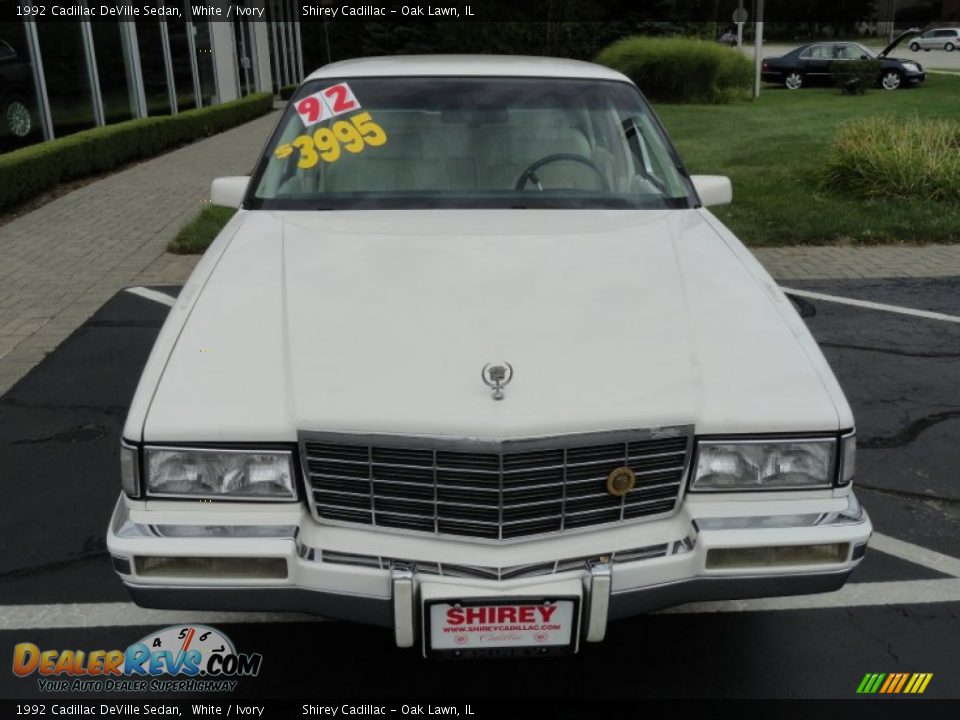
[
  {"x1": 277, "y1": 82, "x2": 387, "y2": 168},
  {"x1": 274, "y1": 111, "x2": 387, "y2": 168}
]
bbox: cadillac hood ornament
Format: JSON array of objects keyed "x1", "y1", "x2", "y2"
[{"x1": 481, "y1": 362, "x2": 514, "y2": 401}]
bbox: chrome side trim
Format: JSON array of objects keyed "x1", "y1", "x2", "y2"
[
  {"x1": 696, "y1": 493, "x2": 867, "y2": 531},
  {"x1": 306, "y1": 533, "x2": 697, "y2": 581},
  {"x1": 113, "y1": 516, "x2": 298, "y2": 540}
]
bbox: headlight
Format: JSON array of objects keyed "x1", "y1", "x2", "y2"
[
  {"x1": 692, "y1": 438, "x2": 836, "y2": 491},
  {"x1": 903, "y1": 62, "x2": 919, "y2": 71},
  {"x1": 145, "y1": 447, "x2": 297, "y2": 500}
]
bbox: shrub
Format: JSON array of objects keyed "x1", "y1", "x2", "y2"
[
  {"x1": 830, "y1": 59, "x2": 883, "y2": 95},
  {"x1": 594, "y1": 36, "x2": 753, "y2": 103},
  {"x1": 0, "y1": 92, "x2": 273, "y2": 212},
  {"x1": 168, "y1": 204, "x2": 237, "y2": 254},
  {"x1": 279, "y1": 84, "x2": 298, "y2": 100},
  {"x1": 824, "y1": 116, "x2": 960, "y2": 202}
]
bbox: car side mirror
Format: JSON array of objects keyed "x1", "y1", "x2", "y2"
[
  {"x1": 210, "y1": 176, "x2": 250, "y2": 208},
  {"x1": 691, "y1": 175, "x2": 732, "y2": 207}
]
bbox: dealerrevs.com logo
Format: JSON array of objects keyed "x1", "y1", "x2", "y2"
[{"x1": 13, "y1": 625, "x2": 262, "y2": 693}]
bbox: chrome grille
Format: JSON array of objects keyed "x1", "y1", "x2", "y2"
[
  {"x1": 315, "y1": 542, "x2": 675, "y2": 580},
  {"x1": 301, "y1": 428, "x2": 692, "y2": 541}
]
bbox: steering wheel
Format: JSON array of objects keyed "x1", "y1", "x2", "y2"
[{"x1": 514, "y1": 153, "x2": 609, "y2": 192}]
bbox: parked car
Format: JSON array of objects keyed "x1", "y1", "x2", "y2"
[
  {"x1": 718, "y1": 30, "x2": 738, "y2": 46},
  {"x1": 0, "y1": 39, "x2": 35, "y2": 143},
  {"x1": 909, "y1": 28, "x2": 960, "y2": 51},
  {"x1": 107, "y1": 55, "x2": 870, "y2": 658},
  {"x1": 762, "y1": 37, "x2": 925, "y2": 90}
]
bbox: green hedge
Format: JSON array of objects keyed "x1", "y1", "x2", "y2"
[
  {"x1": 279, "y1": 84, "x2": 298, "y2": 100},
  {"x1": 0, "y1": 92, "x2": 273, "y2": 212},
  {"x1": 595, "y1": 36, "x2": 752, "y2": 103},
  {"x1": 825, "y1": 116, "x2": 960, "y2": 202}
]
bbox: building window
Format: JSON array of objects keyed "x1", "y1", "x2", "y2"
[
  {"x1": 165, "y1": 2, "x2": 198, "y2": 110},
  {"x1": 35, "y1": 23, "x2": 96, "y2": 137},
  {"x1": 135, "y1": 20, "x2": 173, "y2": 116},
  {"x1": 193, "y1": 21, "x2": 216, "y2": 105},
  {"x1": 91, "y1": 23, "x2": 136, "y2": 124}
]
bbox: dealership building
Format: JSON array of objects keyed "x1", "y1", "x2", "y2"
[{"x1": 0, "y1": 2, "x2": 303, "y2": 151}]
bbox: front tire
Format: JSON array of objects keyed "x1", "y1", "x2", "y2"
[
  {"x1": 881, "y1": 71, "x2": 902, "y2": 90},
  {"x1": 910, "y1": 41, "x2": 920, "y2": 51},
  {"x1": 784, "y1": 72, "x2": 803, "y2": 90},
  {"x1": 3, "y1": 95, "x2": 32, "y2": 139},
  {"x1": 946, "y1": 42, "x2": 956, "y2": 52}
]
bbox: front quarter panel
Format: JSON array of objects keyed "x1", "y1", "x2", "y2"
[
  {"x1": 122, "y1": 210, "x2": 249, "y2": 441},
  {"x1": 696, "y1": 209, "x2": 855, "y2": 430}
]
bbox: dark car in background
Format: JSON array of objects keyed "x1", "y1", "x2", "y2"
[
  {"x1": 762, "y1": 37, "x2": 925, "y2": 91},
  {"x1": 0, "y1": 39, "x2": 36, "y2": 146}
]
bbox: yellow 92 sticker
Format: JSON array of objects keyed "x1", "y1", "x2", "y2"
[{"x1": 274, "y1": 111, "x2": 387, "y2": 169}]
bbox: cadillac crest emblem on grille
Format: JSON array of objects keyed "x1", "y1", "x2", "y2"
[
  {"x1": 481, "y1": 362, "x2": 513, "y2": 401},
  {"x1": 606, "y1": 467, "x2": 637, "y2": 497}
]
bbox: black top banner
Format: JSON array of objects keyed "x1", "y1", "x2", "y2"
[{"x1": 0, "y1": 0, "x2": 955, "y2": 24}]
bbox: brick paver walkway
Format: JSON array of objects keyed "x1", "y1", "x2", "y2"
[
  {"x1": 1, "y1": 112, "x2": 959, "y2": 394},
  {"x1": 0, "y1": 110, "x2": 280, "y2": 394}
]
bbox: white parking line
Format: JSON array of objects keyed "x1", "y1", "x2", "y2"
[
  {"x1": 0, "y1": 603, "x2": 319, "y2": 631},
  {"x1": 2, "y1": 576, "x2": 959, "y2": 630},
  {"x1": 664, "y1": 578, "x2": 960, "y2": 614},
  {"x1": 125, "y1": 286, "x2": 176, "y2": 307},
  {"x1": 1, "y1": 534, "x2": 957, "y2": 630},
  {"x1": 869, "y1": 532, "x2": 960, "y2": 578},
  {"x1": 781, "y1": 287, "x2": 960, "y2": 324}
]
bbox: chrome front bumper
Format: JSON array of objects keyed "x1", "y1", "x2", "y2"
[{"x1": 107, "y1": 492, "x2": 871, "y2": 650}]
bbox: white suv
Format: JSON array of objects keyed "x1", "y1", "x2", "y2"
[
  {"x1": 909, "y1": 28, "x2": 960, "y2": 51},
  {"x1": 107, "y1": 55, "x2": 871, "y2": 659}
]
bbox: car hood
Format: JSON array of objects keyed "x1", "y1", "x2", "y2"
[
  {"x1": 143, "y1": 209, "x2": 842, "y2": 441},
  {"x1": 879, "y1": 27, "x2": 921, "y2": 57}
]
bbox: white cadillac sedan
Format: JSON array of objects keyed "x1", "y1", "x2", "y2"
[{"x1": 108, "y1": 55, "x2": 871, "y2": 658}]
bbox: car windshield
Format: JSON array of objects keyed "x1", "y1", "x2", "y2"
[{"x1": 251, "y1": 77, "x2": 694, "y2": 210}]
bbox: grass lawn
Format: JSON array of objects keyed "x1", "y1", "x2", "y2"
[
  {"x1": 168, "y1": 205, "x2": 236, "y2": 254},
  {"x1": 655, "y1": 73, "x2": 960, "y2": 245}
]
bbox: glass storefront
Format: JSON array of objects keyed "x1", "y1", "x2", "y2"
[
  {"x1": 165, "y1": 1, "x2": 198, "y2": 111},
  {"x1": 91, "y1": 24, "x2": 136, "y2": 125},
  {"x1": 0, "y1": 15, "x2": 300, "y2": 152},
  {"x1": 135, "y1": 20, "x2": 174, "y2": 117},
  {"x1": 35, "y1": 23, "x2": 96, "y2": 138},
  {"x1": 193, "y1": 21, "x2": 217, "y2": 105},
  {"x1": 0, "y1": 22, "x2": 43, "y2": 151}
]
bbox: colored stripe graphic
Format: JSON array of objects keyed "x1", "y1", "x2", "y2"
[{"x1": 857, "y1": 673, "x2": 932, "y2": 694}]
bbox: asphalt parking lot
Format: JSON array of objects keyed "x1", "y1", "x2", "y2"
[{"x1": 1, "y1": 277, "x2": 959, "y2": 699}]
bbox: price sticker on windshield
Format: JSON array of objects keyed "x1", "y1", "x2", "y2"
[
  {"x1": 295, "y1": 82, "x2": 361, "y2": 128},
  {"x1": 274, "y1": 111, "x2": 387, "y2": 169}
]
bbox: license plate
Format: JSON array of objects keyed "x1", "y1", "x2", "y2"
[{"x1": 424, "y1": 597, "x2": 579, "y2": 659}]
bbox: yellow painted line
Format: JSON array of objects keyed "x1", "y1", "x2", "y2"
[{"x1": 918, "y1": 673, "x2": 933, "y2": 693}]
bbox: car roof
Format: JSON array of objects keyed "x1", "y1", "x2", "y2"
[{"x1": 304, "y1": 55, "x2": 630, "y2": 83}]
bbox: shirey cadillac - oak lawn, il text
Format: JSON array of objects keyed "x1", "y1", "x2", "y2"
[{"x1": 107, "y1": 55, "x2": 871, "y2": 658}]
